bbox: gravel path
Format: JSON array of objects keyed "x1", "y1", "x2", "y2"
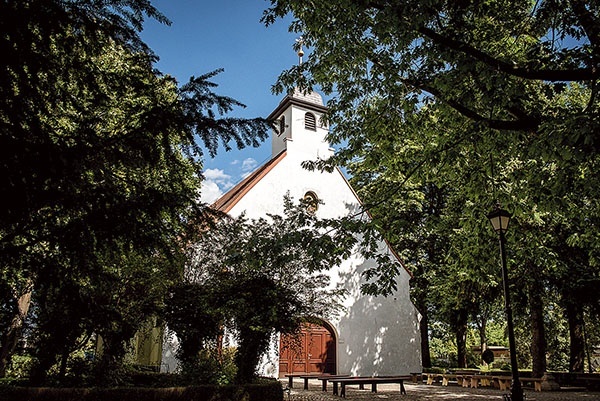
[{"x1": 284, "y1": 380, "x2": 600, "y2": 401}]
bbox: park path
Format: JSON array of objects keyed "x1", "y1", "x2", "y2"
[{"x1": 284, "y1": 380, "x2": 600, "y2": 401}]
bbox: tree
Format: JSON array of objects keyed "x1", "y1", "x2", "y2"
[
  {"x1": 163, "y1": 282, "x2": 225, "y2": 383},
  {"x1": 183, "y1": 195, "x2": 378, "y2": 383},
  {"x1": 338, "y1": 94, "x2": 505, "y2": 368},
  {"x1": 263, "y1": 0, "x2": 600, "y2": 372},
  {"x1": 264, "y1": 0, "x2": 598, "y2": 138},
  {"x1": 0, "y1": 0, "x2": 270, "y2": 378}
]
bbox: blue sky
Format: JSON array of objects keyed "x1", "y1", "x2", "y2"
[{"x1": 141, "y1": 1, "x2": 300, "y2": 203}]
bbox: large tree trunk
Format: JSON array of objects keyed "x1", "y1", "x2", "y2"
[
  {"x1": 529, "y1": 280, "x2": 547, "y2": 377},
  {"x1": 0, "y1": 289, "x2": 32, "y2": 377},
  {"x1": 455, "y1": 310, "x2": 468, "y2": 368},
  {"x1": 566, "y1": 302, "x2": 585, "y2": 372},
  {"x1": 417, "y1": 300, "x2": 432, "y2": 368}
]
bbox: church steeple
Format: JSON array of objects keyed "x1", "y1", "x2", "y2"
[
  {"x1": 267, "y1": 88, "x2": 332, "y2": 161},
  {"x1": 266, "y1": 39, "x2": 333, "y2": 161}
]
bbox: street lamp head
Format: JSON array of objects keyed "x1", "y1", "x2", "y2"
[{"x1": 487, "y1": 204, "x2": 512, "y2": 233}]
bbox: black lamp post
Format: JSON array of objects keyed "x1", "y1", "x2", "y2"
[{"x1": 487, "y1": 204, "x2": 523, "y2": 401}]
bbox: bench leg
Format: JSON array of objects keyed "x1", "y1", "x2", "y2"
[
  {"x1": 359, "y1": 384, "x2": 364, "y2": 390},
  {"x1": 333, "y1": 382, "x2": 338, "y2": 395},
  {"x1": 535, "y1": 381, "x2": 541, "y2": 392},
  {"x1": 401, "y1": 380, "x2": 406, "y2": 395},
  {"x1": 442, "y1": 376, "x2": 449, "y2": 386},
  {"x1": 322, "y1": 380, "x2": 327, "y2": 391},
  {"x1": 371, "y1": 383, "x2": 377, "y2": 393},
  {"x1": 304, "y1": 377, "x2": 309, "y2": 390},
  {"x1": 340, "y1": 383, "x2": 346, "y2": 398},
  {"x1": 427, "y1": 374, "x2": 433, "y2": 385}
]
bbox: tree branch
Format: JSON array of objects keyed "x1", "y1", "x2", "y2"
[
  {"x1": 417, "y1": 25, "x2": 597, "y2": 82},
  {"x1": 569, "y1": 0, "x2": 600, "y2": 62},
  {"x1": 408, "y1": 78, "x2": 540, "y2": 131},
  {"x1": 366, "y1": 1, "x2": 598, "y2": 82}
]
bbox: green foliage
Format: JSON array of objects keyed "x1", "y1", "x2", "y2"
[
  {"x1": 484, "y1": 321, "x2": 509, "y2": 348},
  {"x1": 263, "y1": 0, "x2": 600, "y2": 374},
  {"x1": 4, "y1": 354, "x2": 34, "y2": 380},
  {"x1": 163, "y1": 283, "x2": 224, "y2": 381},
  {"x1": 0, "y1": 380, "x2": 284, "y2": 401},
  {"x1": 544, "y1": 302, "x2": 571, "y2": 372},
  {"x1": 429, "y1": 324, "x2": 456, "y2": 368},
  {"x1": 182, "y1": 195, "x2": 376, "y2": 383},
  {"x1": 0, "y1": 0, "x2": 271, "y2": 382}
]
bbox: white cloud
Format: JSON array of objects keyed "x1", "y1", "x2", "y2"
[
  {"x1": 204, "y1": 168, "x2": 232, "y2": 185},
  {"x1": 241, "y1": 158, "x2": 258, "y2": 172},
  {"x1": 199, "y1": 180, "x2": 224, "y2": 204},
  {"x1": 200, "y1": 168, "x2": 234, "y2": 204}
]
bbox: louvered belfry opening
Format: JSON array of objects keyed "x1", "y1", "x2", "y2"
[{"x1": 304, "y1": 112, "x2": 316, "y2": 131}]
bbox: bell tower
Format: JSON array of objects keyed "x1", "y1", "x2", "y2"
[
  {"x1": 267, "y1": 88, "x2": 332, "y2": 161},
  {"x1": 267, "y1": 39, "x2": 333, "y2": 162}
]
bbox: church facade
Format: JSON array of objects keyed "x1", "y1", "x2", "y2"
[{"x1": 204, "y1": 89, "x2": 422, "y2": 378}]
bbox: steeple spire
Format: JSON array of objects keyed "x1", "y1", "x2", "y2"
[{"x1": 295, "y1": 36, "x2": 304, "y2": 65}]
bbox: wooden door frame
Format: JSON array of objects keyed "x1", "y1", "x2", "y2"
[{"x1": 278, "y1": 319, "x2": 337, "y2": 377}]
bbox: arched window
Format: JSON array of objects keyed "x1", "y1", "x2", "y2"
[
  {"x1": 305, "y1": 112, "x2": 316, "y2": 131},
  {"x1": 278, "y1": 115, "x2": 286, "y2": 136},
  {"x1": 303, "y1": 191, "x2": 319, "y2": 215}
]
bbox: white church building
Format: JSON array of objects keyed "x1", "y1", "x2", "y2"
[{"x1": 200, "y1": 88, "x2": 423, "y2": 378}]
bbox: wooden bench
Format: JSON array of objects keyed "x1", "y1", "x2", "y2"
[
  {"x1": 466, "y1": 374, "x2": 493, "y2": 388},
  {"x1": 581, "y1": 376, "x2": 600, "y2": 390},
  {"x1": 425, "y1": 373, "x2": 472, "y2": 387},
  {"x1": 425, "y1": 373, "x2": 442, "y2": 385},
  {"x1": 521, "y1": 377, "x2": 543, "y2": 392},
  {"x1": 493, "y1": 376, "x2": 543, "y2": 392},
  {"x1": 493, "y1": 376, "x2": 512, "y2": 390},
  {"x1": 443, "y1": 374, "x2": 462, "y2": 386},
  {"x1": 410, "y1": 372, "x2": 422, "y2": 383},
  {"x1": 424, "y1": 373, "x2": 466, "y2": 386},
  {"x1": 329, "y1": 376, "x2": 411, "y2": 398},
  {"x1": 296, "y1": 373, "x2": 344, "y2": 390},
  {"x1": 317, "y1": 374, "x2": 351, "y2": 391},
  {"x1": 285, "y1": 373, "x2": 322, "y2": 388}
]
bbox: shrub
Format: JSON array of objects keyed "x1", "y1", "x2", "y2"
[
  {"x1": 0, "y1": 379, "x2": 283, "y2": 401},
  {"x1": 4, "y1": 354, "x2": 34, "y2": 379}
]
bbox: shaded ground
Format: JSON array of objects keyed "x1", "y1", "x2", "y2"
[{"x1": 283, "y1": 379, "x2": 600, "y2": 401}]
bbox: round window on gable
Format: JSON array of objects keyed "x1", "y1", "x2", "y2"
[
  {"x1": 303, "y1": 191, "x2": 319, "y2": 215},
  {"x1": 305, "y1": 112, "x2": 316, "y2": 131}
]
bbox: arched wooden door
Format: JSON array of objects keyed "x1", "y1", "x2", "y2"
[{"x1": 279, "y1": 322, "x2": 336, "y2": 377}]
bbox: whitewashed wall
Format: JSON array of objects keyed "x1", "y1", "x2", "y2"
[
  {"x1": 162, "y1": 90, "x2": 422, "y2": 376},
  {"x1": 227, "y1": 149, "x2": 422, "y2": 376}
]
